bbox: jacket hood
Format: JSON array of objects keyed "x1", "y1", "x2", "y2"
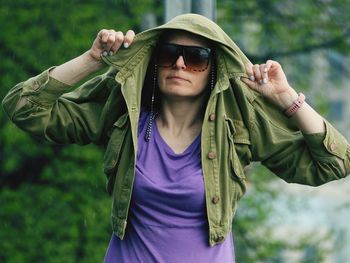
[
  {"x1": 153, "y1": 13, "x2": 251, "y2": 72},
  {"x1": 102, "y1": 13, "x2": 251, "y2": 79}
]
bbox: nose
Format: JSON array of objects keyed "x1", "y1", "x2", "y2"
[{"x1": 174, "y1": 55, "x2": 186, "y2": 70}]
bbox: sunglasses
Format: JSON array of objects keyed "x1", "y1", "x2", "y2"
[{"x1": 156, "y1": 43, "x2": 211, "y2": 72}]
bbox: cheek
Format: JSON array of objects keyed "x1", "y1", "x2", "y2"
[
  {"x1": 157, "y1": 70, "x2": 166, "y2": 91},
  {"x1": 196, "y1": 72, "x2": 210, "y2": 92}
]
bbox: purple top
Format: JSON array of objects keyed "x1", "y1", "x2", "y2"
[{"x1": 104, "y1": 110, "x2": 235, "y2": 262}]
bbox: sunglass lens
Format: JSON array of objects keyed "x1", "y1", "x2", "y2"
[
  {"x1": 157, "y1": 44, "x2": 211, "y2": 71},
  {"x1": 184, "y1": 47, "x2": 210, "y2": 71},
  {"x1": 157, "y1": 45, "x2": 179, "y2": 67}
]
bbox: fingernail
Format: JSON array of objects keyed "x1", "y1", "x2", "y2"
[
  {"x1": 123, "y1": 42, "x2": 129, "y2": 48},
  {"x1": 108, "y1": 51, "x2": 113, "y2": 56},
  {"x1": 262, "y1": 78, "x2": 268, "y2": 84},
  {"x1": 102, "y1": 51, "x2": 108, "y2": 56},
  {"x1": 249, "y1": 75, "x2": 255, "y2": 81},
  {"x1": 259, "y1": 79, "x2": 264, "y2": 85}
]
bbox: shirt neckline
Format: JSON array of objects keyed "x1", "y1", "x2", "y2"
[{"x1": 153, "y1": 118, "x2": 201, "y2": 156}]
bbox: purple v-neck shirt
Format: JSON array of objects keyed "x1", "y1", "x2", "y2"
[{"x1": 104, "y1": 110, "x2": 235, "y2": 262}]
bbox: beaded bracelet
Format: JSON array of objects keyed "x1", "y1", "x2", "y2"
[{"x1": 283, "y1": 93, "x2": 306, "y2": 118}]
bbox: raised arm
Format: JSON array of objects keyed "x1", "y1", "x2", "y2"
[
  {"x1": 49, "y1": 29, "x2": 135, "y2": 85},
  {"x1": 241, "y1": 60, "x2": 324, "y2": 134},
  {"x1": 2, "y1": 29, "x2": 135, "y2": 145},
  {"x1": 241, "y1": 59, "x2": 347, "y2": 175}
]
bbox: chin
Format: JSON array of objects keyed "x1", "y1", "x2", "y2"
[
  {"x1": 162, "y1": 89, "x2": 205, "y2": 100},
  {"x1": 159, "y1": 83, "x2": 207, "y2": 99}
]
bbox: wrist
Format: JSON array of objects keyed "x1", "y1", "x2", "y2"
[
  {"x1": 283, "y1": 92, "x2": 306, "y2": 118},
  {"x1": 277, "y1": 88, "x2": 299, "y2": 110},
  {"x1": 83, "y1": 51, "x2": 105, "y2": 71}
]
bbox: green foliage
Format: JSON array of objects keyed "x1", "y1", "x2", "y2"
[
  {"x1": 0, "y1": 145, "x2": 111, "y2": 262},
  {"x1": 217, "y1": 0, "x2": 350, "y2": 102},
  {"x1": 0, "y1": 0, "x2": 163, "y2": 262},
  {"x1": 217, "y1": 0, "x2": 350, "y2": 61},
  {"x1": 233, "y1": 165, "x2": 335, "y2": 262}
]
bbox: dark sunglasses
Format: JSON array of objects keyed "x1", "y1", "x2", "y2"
[{"x1": 156, "y1": 43, "x2": 211, "y2": 72}]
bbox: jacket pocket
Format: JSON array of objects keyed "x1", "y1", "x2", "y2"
[
  {"x1": 103, "y1": 113, "x2": 129, "y2": 194},
  {"x1": 224, "y1": 115, "x2": 250, "y2": 199}
]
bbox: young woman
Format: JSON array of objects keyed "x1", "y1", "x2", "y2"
[{"x1": 3, "y1": 14, "x2": 349, "y2": 262}]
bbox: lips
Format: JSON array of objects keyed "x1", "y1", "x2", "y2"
[{"x1": 167, "y1": 75, "x2": 189, "y2": 82}]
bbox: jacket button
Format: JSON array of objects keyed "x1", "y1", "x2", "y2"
[
  {"x1": 209, "y1": 113, "x2": 216, "y2": 121},
  {"x1": 216, "y1": 236, "x2": 225, "y2": 242},
  {"x1": 207, "y1": 151, "x2": 216, "y2": 159},
  {"x1": 330, "y1": 143, "x2": 337, "y2": 151},
  {"x1": 212, "y1": 196, "x2": 220, "y2": 204},
  {"x1": 33, "y1": 83, "x2": 40, "y2": 90}
]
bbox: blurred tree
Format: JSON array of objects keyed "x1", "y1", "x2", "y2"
[
  {"x1": 217, "y1": 0, "x2": 350, "y2": 96},
  {"x1": 232, "y1": 166, "x2": 336, "y2": 262},
  {"x1": 0, "y1": 0, "x2": 162, "y2": 262},
  {"x1": 217, "y1": 0, "x2": 350, "y2": 61},
  {"x1": 216, "y1": 1, "x2": 350, "y2": 262},
  {"x1": 1, "y1": 0, "x2": 349, "y2": 262}
]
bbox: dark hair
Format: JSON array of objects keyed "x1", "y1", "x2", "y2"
[{"x1": 141, "y1": 53, "x2": 161, "y2": 112}]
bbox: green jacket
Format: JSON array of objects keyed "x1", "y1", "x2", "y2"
[{"x1": 2, "y1": 14, "x2": 350, "y2": 246}]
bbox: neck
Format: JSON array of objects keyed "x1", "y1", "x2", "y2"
[{"x1": 157, "y1": 95, "x2": 207, "y2": 137}]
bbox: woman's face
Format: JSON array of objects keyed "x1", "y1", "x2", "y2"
[{"x1": 157, "y1": 31, "x2": 212, "y2": 100}]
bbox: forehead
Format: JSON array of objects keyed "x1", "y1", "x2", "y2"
[{"x1": 160, "y1": 30, "x2": 211, "y2": 47}]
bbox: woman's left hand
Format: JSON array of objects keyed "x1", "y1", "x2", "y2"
[{"x1": 241, "y1": 60, "x2": 299, "y2": 110}]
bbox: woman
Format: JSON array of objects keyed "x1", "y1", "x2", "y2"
[{"x1": 2, "y1": 14, "x2": 350, "y2": 262}]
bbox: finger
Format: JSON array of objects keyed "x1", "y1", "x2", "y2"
[
  {"x1": 98, "y1": 29, "x2": 110, "y2": 43},
  {"x1": 259, "y1": 64, "x2": 268, "y2": 84},
  {"x1": 265, "y1": 60, "x2": 274, "y2": 72},
  {"x1": 252, "y1": 64, "x2": 262, "y2": 83},
  {"x1": 123, "y1": 29, "x2": 135, "y2": 48},
  {"x1": 103, "y1": 30, "x2": 118, "y2": 53},
  {"x1": 267, "y1": 59, "x2": 283, "y2": 75},
  {"x1": 261, "y1": 60, "x2": 275, "y2": 84},
  {"x1": 244, "y1": 62, "x2": 255, "y2": 81},
  {"x1": 109, "y1": 31, "x2": 124, "y2": 54},
  {"x1": 105, "y1": 33, "x2": 116, "y2": 55}
]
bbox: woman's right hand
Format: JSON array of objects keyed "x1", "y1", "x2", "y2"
[
  {"x1": 49, "y1": 29, "x2": 135, "y2": 85},
  {"x1": 88, "y1": 29, "x2": 135, "y2": 61}
]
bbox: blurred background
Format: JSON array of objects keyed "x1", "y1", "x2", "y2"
[{"x1": 1, "y1": 0, "x2": 350, "y2": 262}]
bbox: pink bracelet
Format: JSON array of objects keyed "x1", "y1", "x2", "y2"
[{"x1": 283, "y1": 93, "x2": 306, "y2": 118}]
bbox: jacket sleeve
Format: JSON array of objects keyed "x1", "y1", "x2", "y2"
[
  {"x1": 2, "y1": 66, "x2": 124, "y2": 145},
  {"x1": 249, "y1": 95, "x2": 350, "y2": 186}
]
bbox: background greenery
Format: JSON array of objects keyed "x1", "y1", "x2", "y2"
[{"x1": 1, "y1": 0, "x2": 349, "y2": 262}]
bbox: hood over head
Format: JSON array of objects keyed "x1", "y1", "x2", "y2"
[
  {"x1": 103, "y1": 13, "x2": 251, "y2": 79},
  {"x1": 101, "y1": 13, "x2": 259, "y2": 118}
]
